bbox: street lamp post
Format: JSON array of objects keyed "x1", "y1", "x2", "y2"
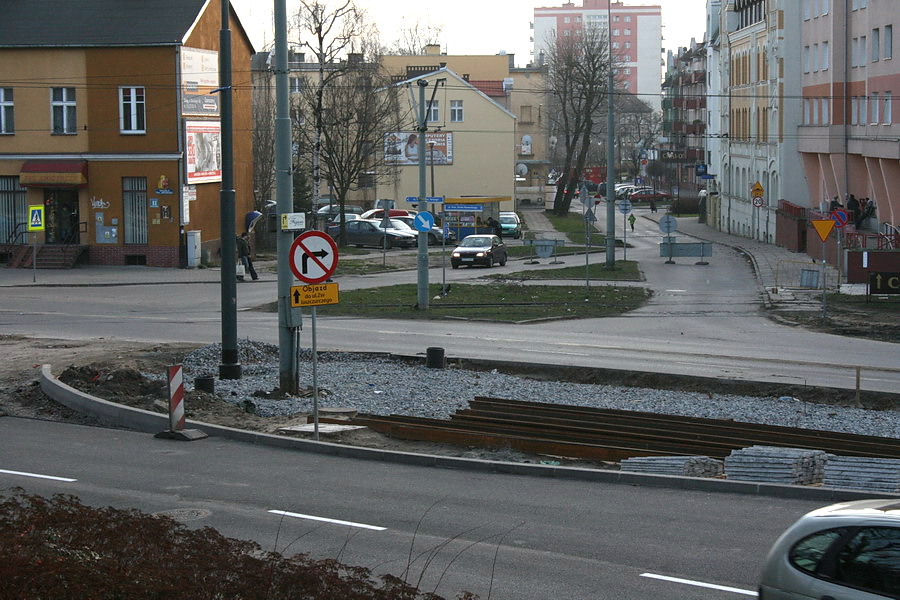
[{"x1": 428, "y1": 141, "x2": 436, "y2": 197}]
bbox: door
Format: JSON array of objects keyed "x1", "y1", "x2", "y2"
[{"x1": 43, "y1": 188, "x2": 80, "y2": 244}]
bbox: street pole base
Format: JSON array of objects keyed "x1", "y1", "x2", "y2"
[
  {"x1": 154, "y1": 429, "x2": 208, "y2": 441},
  {"x1": 695, "y1": 261, "x2": 709, "y2": 265},
  {"x1": 665, "y1": 260, "x2": 675, "y2": 264},
  {"x1": 219, "y1": 363, "x2": 242, "y2": 379}
]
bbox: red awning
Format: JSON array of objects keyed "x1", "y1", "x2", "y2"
[{"x1": 19, "y1": 160, "x2": 88, "y2": 187}]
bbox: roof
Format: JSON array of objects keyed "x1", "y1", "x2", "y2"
[
  {"x1": 0, "y1": 0, "x2": 232, "y2": 48},
  {"x1": 468, "y1": 80, "x2": 506, "y2": 97},
  {"x1": 391, "y1": 68, "x2": 517, "y2": 121}
]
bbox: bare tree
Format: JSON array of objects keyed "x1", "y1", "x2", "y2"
[
  {"x1": 545, "y1": 27, "x2": 613, "y2": 215},
  {"x1": 387, "y1": 18, "x2": 443, "y2": 55},
  {"x1": 251, "y1": 54, "x2": 277, "y2": 212}
]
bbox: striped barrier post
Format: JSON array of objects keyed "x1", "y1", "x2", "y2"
[
  {"x1": 154, "y1": 364, "x2": 208, "y2": 441},
  {"x1": 167, "y1": 364, "x2": 185, "y2": 431}
]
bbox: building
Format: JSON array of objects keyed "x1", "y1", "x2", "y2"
[
  {"x1": 533, "y1": 0, "x2": 663, "y2": 111},
  {"x1": 661, "y1": 40, "x2": 709, "y2": 205},
  {"x1": 707, "y1": 0, "x2": 804, "y2": 244},
  {"x1": 0, "y1": 0, "x2": 255, "y2": 268},
  {"x1": 377, "y1": 68, "x2": 517, "y2": 218},
  {"x1": 797, "y1": 0, "x2": 899, "y2": 269}
]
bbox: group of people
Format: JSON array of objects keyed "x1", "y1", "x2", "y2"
[{"x1": 829, "y1": 194, "x2": 872, "y2": 229}]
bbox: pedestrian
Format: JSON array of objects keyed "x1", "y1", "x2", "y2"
[
  {"x1": 628, "y1": 213, "x2": 636, "y2": 232},
  {"x1": 649, "y1": 198, "x2": 657, "y2": 213},
  {"x1": 487, "y1": 216, "x2": 502, "y2": 239},
  {"x1": 236, "y1": 231, "x2": 258, "y2": 281}
]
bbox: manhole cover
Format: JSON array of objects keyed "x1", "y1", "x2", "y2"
[{"x1": 153, "y1": 508, "x2": 212, "y2": 523}]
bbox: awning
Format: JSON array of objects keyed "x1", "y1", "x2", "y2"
[{"x1": 19, "y1": 160, "x2": 88, "y2": 187}]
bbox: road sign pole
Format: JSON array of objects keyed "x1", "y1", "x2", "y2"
[
  {"x1": 822, "y1": 242, "x2": 828, "y2": 319},
  {"x1": 311, "y1": 306, "x2": 319, "y2": 440},
  {"x1": 32, "y1": 232, "x2": 37, "y2": 283},
  {"x1": 623, "y1": 212, "x2": 627, "y2": 262}
]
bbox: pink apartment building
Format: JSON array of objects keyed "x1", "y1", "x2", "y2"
[
  {"x1": 798, "y1": 0, "x2": 899, "y2": 270},
  {"x1": 533, "y1": 0, "x2": 663, "y2": 110}
]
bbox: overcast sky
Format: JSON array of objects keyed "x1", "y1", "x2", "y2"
[{"x1": 231, "y1": 0, "x2": 709, "y2": 65}]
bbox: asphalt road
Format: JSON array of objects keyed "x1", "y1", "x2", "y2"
[
  {"x1": 1, "y1": 210, "x2": 897, "y2": 391},
  {"x1": 2, "y1": 417, "x2": 829, "y2": 600}
]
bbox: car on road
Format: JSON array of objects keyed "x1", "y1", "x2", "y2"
[
  {"x1": 628, "y1": 190, "x2": 672, "y2": 202},
  {"x1": 758, "y1": 499, "x2": 900, "y2": 600},
  {"x1": 326, "y1": 218, "x2": 416, "y2": 249},
  {"x1": 392, "y1": 215, "x2": 457, "y2": 245},
  {"x1": 316, "y1": 204, "x2": 363, "y2": 217},
  {"x1": 450, "y1": 234, "x2": 508, "y2": 268},
  {"x1": 498, "y1": 213, "x2": 522, "y2": 239},
  {"x1": 360, "y1": 208, "x2": 416, "y2": 220}
]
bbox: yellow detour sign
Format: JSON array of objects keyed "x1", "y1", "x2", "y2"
[
  {"x1": 811, "y1": 219, "x2": 836, "y2": 243},
  {"x1": 751, "y1": 181, "x2": 764, "y2": 198},
  {"x1": 290, "y1": 282, "x2": 339, "y2": 307},
  {"x1": 28, "y1": 205, "x2": 45, "y2": 231}
]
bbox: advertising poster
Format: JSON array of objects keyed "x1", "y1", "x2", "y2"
[
  {"x1": 185, "y1": 121, "x2": 222, "y2": 184},
  {"x1": 181, "y1": 47, "x2": 219, "y2": 116},
  {"x1": 384, "y1": 131, "x2": 453, "y2": 165}
]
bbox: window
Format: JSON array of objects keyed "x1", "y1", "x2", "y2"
[
  {"x1": 613, "y1": 29, "x2": 619, "y2": 36},
  {"x1": 822, "y1": 0, "x2": 829, "y2": 14},
  {"x1": 613, "y1": 15, "x2": 619, "y2": 22},
  {"x1": 51, "y1": 87, "x2": 76, "y2": 134},
  {"x1": 789, "y1": 529, "x2": 847, "y2": 573},
  {"x1": 872, "y1": 28, "x2": 880, "y2": 62},
  {"x1": 0, "y1": 88, "x2": 13, "y2": 134},
  {"x1": 804, "y1": 46, "x2": 811, "y2": 73},
  {"x1": 804, "y1": 98, "x2": 811, "y2": 124},
  {"x1": 119, "y1": 86, "x2": 145, "y2": 133},
  {"x1": 0, "y1": 176, "x2": 27, "y2": 243},
  {"x1": 885, "y1": 92, "x2": 893, "y2": 123},
  {"x1": 564, "y1": 16, "x2": 570, "y2": 23},
  {"x1": 813, "y1": 43, "x2": 819, "y2": 71},
  {"x1": 860, "y1": 36, "x2": 867, "y2": 65},
  {"x1": 450, "y1": 99, "x2": 463, "y2": 122},
  {"x1": 625, "y1": 16, "x2": 631, "y2": 22},
  {"x1": 289, "y1": 76, "x2": 304, "y2": 93},
  {"x1": 122, "y1": 177, "x2": 148, "y2": 245},
  {"x1": 803, "y1": 0, "x2": 810, "y2": 20},
  {"x1": 520, "y1": 105, "x2": 533, "y2": 123},
  {"x1": 851, "y1": 38, "x2": 859, "y2": 67},
  {"x1": 624, "y1": 28, "x2": 631, "y2": 35},
  {"x1": 822, "y1": 41, "x2": 830, "y2": 70},
  {"x1": 885, "y1": 25, "x2": 892, "y2": 59},
  {"x1": 625, "y1": 41, "x2": 631, "y2": 49},
  {"x1": 834, "y1": 527, "x2": 900, "y2": 597},
  {"x1": 426, "y1": 99, "x2": 439, "y2": 122},
  {"x1": 822, "y1": 97, "x2": 830, "y2": 124},
  {"x1": 869, "y1": 93, "x2": 879, "y2": 123},
  {"x1": 851, "y1": 97, "x2": 859, "y2": 124},
  {"x1": 860, "y1": 93, "x2": 867, "y2": 123},
  {"x1": 860, "y1": 0, "x2": 867, "y2": 7},
  {"x1": 613, "y1": 41, "x2": 620, "y2": 49}
]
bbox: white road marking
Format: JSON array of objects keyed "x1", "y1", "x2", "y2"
[
  {"x1": 640, "y1": 573, "x2": 757, "y2": 596},
  {"x1": 268, "y1": 509, "x2": 386, "y2": 531},
  {"x1": 0, "y1": 468, "x2": 77, "y2": 482}
]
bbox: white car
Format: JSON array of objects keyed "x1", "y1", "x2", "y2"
[{"x1": 758, "y1": 499, "x2": 900, "y2": 599}]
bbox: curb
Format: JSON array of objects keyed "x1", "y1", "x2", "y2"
[{"x1": 37, "y1": 364, "x2": 899, "y2": 502}]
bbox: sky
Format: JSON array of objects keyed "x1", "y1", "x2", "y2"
[{"x1": 231, "y1": 0, "x2": 709, "y2": 67}]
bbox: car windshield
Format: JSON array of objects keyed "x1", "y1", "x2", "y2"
[
  {"x1": 460, "y1": 236, "x2": 492, "y2": 248},
  {"x1": 499, "y1": 216, "x2": 517, "y2": 224},
  {"x1": 389, "y1": 219, "x2": 413, "y2": 230}
]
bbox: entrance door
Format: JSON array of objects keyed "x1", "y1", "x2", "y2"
[{"x1": 43, "y1": 189, "x2": 80, "y2": 244}]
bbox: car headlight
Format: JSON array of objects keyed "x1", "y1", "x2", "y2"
[
  {"x1": 452, "y1": 252, "x2": 460, "y2": 258},
  {"x1": 475, "y1": 252, "x2": 485, "y2": 257}
]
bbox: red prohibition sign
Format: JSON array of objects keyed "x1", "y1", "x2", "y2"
[{"x1": 289, "y1": 231, "x2": 339, "y2": 284}]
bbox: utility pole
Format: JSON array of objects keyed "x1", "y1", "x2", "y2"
[
  {"x1": 416, "y1": 79, "x2": 429, "y2": 310},
  {"x1": 605, "y1": 1, "x2": 616, "y2": 268},
  {"x1": 218, "y1": 0, "x2": 240, "y2": 379},
  {"x1": 274, "y1": 0, "x2": 298, "y2": 393}
]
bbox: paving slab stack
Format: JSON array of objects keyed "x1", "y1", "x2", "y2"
[
  {"x1": 724, "y1": 446, "x2": 828, "y2": 485},
  {"x1": 620, "y1": 456, "x2": 724, "y2": 478},
  {"x1": 823, "y1": 456, "x2": 900, "y2": 493}
]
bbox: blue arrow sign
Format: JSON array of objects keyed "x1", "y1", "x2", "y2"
[{"x1": 413, "y1": 211, "x2": 435, "y2": 232}]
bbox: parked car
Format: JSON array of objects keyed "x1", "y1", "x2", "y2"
[
  {"x1": 498, "y1": 213, "x2": 522, "y2": 239},
  {"x1": 326, "y1": 218, "x2": 416, "y2": 249},
  {"x1": 359, "y1": 208, "x2": 416, "y2": 220},
  {"x1": 628, "y1": 190, "x2": 672, "y2": 202},
  {"x1": 758, "y1": 499, "x2": 900, "y2": 600},
  {"x1": 450, "y1": 234, "x2": 508, "y2": 268},
  {"x1": 316, "y1": 204, "x2": 363, "y2": 216},
  {"x1": 392, "y1": 215, "x2": 457, "y2": 245},
  {"x1": 326, "y1": 213, "x2": 361, "y2": 226}
]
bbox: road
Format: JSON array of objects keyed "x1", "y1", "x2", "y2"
[
  {"x1": 2, "y1": 417, "x2": 827, "y2": 600},
  {"x1": 1, "y1": 208, "x2": 897, "y2": 391}
]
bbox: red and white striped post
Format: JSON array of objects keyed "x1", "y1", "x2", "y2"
[{"x1": 167, "y1": 364, "x2": 185, "y2": 431}]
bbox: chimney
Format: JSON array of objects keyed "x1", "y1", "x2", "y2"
[{"x1": 424, "y1": 44, "x2": 441, "y2": 56}]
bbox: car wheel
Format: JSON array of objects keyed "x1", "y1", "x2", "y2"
[
  {"x1": 500, "y1": 255, "x2": 507, "y2": 266},
  {"x1": 385, "y1": 237, "x2": 394, "y2": 249},
  {"x1": 452, "y1": 263, "x2": 459, "y2": 269},
  {"x1": 487, "y1": 255, "x2": 494, "y2": 268}
]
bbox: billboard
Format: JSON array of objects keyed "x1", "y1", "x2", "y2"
[
  {"x1": 181, "y1": 47, "x2": 219, "y2": 116},
  {"x1": 384, "y1": 131, "x2": 453, "y2": 165},
  {"x1": 185, "y1": 121, "x2": 222, "y2": 184}
]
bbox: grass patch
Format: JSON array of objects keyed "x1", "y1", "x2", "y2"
[
  {"x1": 542, "y1": 211, "x2": 608, "y2": 246},
  {"x1": 314, "y1": 282, "x2": 649, "y2": 322},
  {"x1": 493, "y1": 260, "x2": 641, "y2": 281}
]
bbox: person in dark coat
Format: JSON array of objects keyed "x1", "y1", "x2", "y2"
[
  {"x1": 487, "y1": 216, "x2": 502, "y2": 239},
  {"x1": 236, "y1": 232, "x2": 258, "y2": 281}
]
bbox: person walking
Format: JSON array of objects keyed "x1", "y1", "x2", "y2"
[
  {"x1": 628, "y1": 213, "x2": 636, "y2": 232},
  {"x1": 487, "y1": 216, "x2": 502, "y2": 239},
  {"x1": 236, "y1": 231, "x2": 258, "y2": 281}
]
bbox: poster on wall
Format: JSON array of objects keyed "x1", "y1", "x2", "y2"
[
  {"x1": 181, "y1": 47, "x2": 219, "y2": 116},
  {"x1": 384, "y1": 131, "x2": 453, "y2": 165},
  {"x1": 185, "y1": 121, "x2": 222, "y2": 184}
]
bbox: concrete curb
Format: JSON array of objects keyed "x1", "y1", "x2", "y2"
[{"x1": 38, "y1": 364, "x2": 898, "y2": 501}]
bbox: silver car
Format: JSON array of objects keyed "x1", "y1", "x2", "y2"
[{"x1": 758, "y1": 499, "x2": 900, "y2": 599}]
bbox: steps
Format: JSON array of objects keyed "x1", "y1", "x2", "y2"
[{"x1": 4, "y1": 244, "x2": 88, "y2": 269}]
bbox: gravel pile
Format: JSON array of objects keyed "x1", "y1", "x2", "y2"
[{"x1": 171, "y1": 340, "x2": 900, "y2": 440}]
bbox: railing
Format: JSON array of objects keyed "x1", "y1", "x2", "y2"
[
  {"x1": 845, "y1": 232, "x2": 899, "y2": 250},
  {"x1": 4, "y1": 222, "x2": 27, "y2": 245}
]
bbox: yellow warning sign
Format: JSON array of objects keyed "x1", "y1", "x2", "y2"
[
  {"x1": 751, "y1": 181, "x2": 764, "y2": 198},
  {"x1": 28, "y1": 205, "x2": 45, "y2": 232},
  {"x1": 290, "y1": 282, "x2": 339, "y2": 307},
  {"x1": 811, "y1": 219, "x2": 835, "y2": 243}
]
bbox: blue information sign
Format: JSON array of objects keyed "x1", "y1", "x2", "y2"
[{"x1": 444, "y1": 204, "x2": 483, "y2": 212}]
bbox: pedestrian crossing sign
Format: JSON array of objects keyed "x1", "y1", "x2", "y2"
[{"x1": 28, "y1": 205, "x2": 45, "y2": 232}]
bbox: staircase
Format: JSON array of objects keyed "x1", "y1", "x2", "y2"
[{"x1": 4, "y1": 244, "x2": 89, "y2": 269}]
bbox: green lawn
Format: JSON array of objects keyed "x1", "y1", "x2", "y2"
[
  {"x1": 312, "y1": 282, "x2": 649, "y2": 322},
  {"x1": 492, "y1": 260, "x2": 641, "y2": 281}
]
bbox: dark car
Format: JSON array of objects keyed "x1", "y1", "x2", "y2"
[
  {"x1": 629, "y1": 190, "x2": 672, "y2": 202},
  {"x1": 450, "y1": 234, "x2": 508, "y2": 268},
  {"x1": 326, "y1": 219, "x2": 416, "y2": 249}
]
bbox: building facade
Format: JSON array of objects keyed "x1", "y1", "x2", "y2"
[
  {"x1": 798, "y1": 0, "x2": 899, "y2": 254},
  {"x1": 0, "y1": 0, "x2": 255, "y2": 268},
  {"x1": 533, "y1": 0, "x2": 663, "y2": 111},
  {"x1": 708, "y1": 0, "x2": 805, "y2": 244}
]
